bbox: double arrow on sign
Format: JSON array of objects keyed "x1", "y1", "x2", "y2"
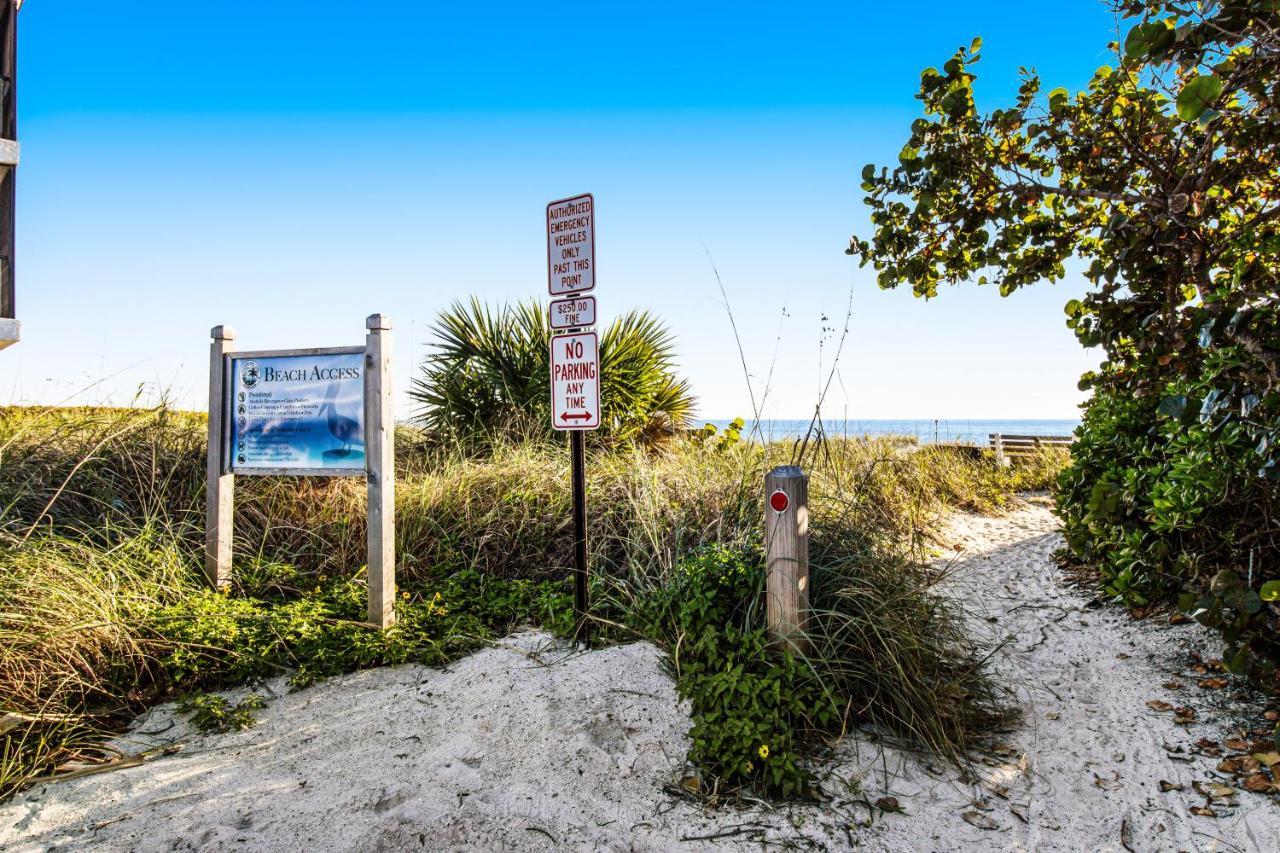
[{"x1": 560, "y1": 411, "x2": 594, "y2": 423}]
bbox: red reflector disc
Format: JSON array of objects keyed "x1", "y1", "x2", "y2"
[{"x1": 769, "y1": 489, "x2": 789, "y2": 512}]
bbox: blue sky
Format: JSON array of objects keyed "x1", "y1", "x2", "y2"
[{"x1": 3, "y1": 1, "x2": 1117, "y2": 419}]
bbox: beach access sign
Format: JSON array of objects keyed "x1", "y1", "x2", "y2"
[
  {"x1": 205, "y1": 317, "x2": 398, "y2": 629},
  {"x1": 228, "y1": 351, "x2": 366, "y2": 473},
  {"x1": 550, "y1": 331, "x2": 600, "y2": 430},
  {"x1": 547, "y1": 194, "x2": 595, "y2": 296}
]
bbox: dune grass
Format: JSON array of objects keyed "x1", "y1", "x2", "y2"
[{"x1": 0, "y1": 405, "x2": 1065, "y2": 800}]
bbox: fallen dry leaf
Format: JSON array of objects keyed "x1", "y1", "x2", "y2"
[
  {"x1": 1208, "y1": 783, "x2": 1236, "y2": 800},
  {"x1": 1044, "y1": 711, "x2": 1060, "y2": 721},
  {"x1": 1159, "y1": 780, "x2": 1185, "y2": 792},
  {"x1": 1224, "y1": 738, "x2": 1251, "y2": 751},
  {"x1": 1147, "y1": 699, "x2": 1174, "y2": 713},
  {"x1": 961, "y1": 811, "x2": 998, "y2": 830},
  {"x1": 1199, "y1": 677, "x2": 1229, "y2": 690},
  {"x1": 1168, "y1": 613, "x2": 1191, "y2": 625},
  {"x1": 1173, "y1": 707, "x2": 1197, "y2": 725},
  {"x1": 1163, "y1": 680, "x2": 1184, "y2": 690},
  {"x1": 1008, "y1": 804, "x2": 1029, "y2": 824},
  {"x1": 1189, "y1": 805, "x2": 1218, "y2": 818},
  {"x1": 1265, "y1": 710, "x2": 1278, "y2": 722},
  {"x1": 1252, "y1": 751, "x2": 1280, "y2": 767},
  {"x1": 1116, "y1": 653, "x2": 1131, "y2": 660},
  {"x1": 1244, "y1": 774, "x2": 1275, "y2": 794},
  {"x1": 1094, "y1": 773, "x2": 1124, "y2": 792},
  {"x1": 1218, "y1": 757, "x2": 1245, "y2": 774},
  {"x1": 1194, "y1": 738, "x2": 1222, "y2": 756},
  {"x1": 875, "y1": 796, "x2": 902, "y2": 813}
]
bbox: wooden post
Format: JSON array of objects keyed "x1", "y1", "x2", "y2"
[
  {"x1": 765, "y1": 465, "x2": 809, "y2": 654},
  {"x1": 993, "y1": 433, "x2": 1009, "y2": 467},
  {"x1": 0, "y1": 0, "x2": 16, "y2": 327},
  {"x1": 365, "y1": 313, "x2": 396, "y2": 629},
  {"x1": 204, "y1": 325, "x2": 235, "y2": 589}
]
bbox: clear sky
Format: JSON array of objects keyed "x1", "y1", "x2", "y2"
[{"x1": 1, "y1": 0, "x2": 1117, "y2": 420}]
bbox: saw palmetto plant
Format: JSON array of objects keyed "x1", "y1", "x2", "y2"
[{"x1": 410, "y1": 298, "x2": 695, "y2": 449}]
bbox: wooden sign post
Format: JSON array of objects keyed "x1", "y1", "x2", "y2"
[
  {"x1": 204, "y1": 315, "x2": 397, "y2": 629},
  {"x1": 204, "y1": 325, "x2": 237, "y2": 589},
  {"x1": 765, "y1": 465, "x2": 810, "y2": 654},
  {"x1": 364, "y1": 314, "x2": 396, "y2": 628}
]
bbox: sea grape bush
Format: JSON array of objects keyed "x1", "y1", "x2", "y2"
[
  {"x1": 851, "y1": 0, "x2": 1280, "y2": 688},
  {"x1": 1058, "y1": 379, "x2": 1280, "y2": 685}
]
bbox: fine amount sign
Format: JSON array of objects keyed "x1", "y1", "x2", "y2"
[
  {"x1": 550, "y1": 331, "x2": 600, "y2": 431},
  {"x1": 549, "y1": 294, "x2": 596, "y2": 331},
  {"x1": 547, "y1": 194, "x2": 595, "y2": 296}
]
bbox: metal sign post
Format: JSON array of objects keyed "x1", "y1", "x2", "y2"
[
  {"x1": 547, "y1": 194, "x2": 599, "y2": 645},
  {"x1": 204, "y1": 315, "x2": 397, "y2": 629}
]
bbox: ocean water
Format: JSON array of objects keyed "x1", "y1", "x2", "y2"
[{"x1": 704, "y1": 418, "x2": 1079, "y2": 445}]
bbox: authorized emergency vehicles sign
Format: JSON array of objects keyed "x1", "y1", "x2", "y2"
[
  {"x1": 547, "y1": 194, "x2": 595, "y2": 296},
  {"x1": 550, "y1": 331, "x2": 600, "y2": 431}
]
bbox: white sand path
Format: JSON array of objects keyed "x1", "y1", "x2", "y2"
[{"x1": 3, "y1": 502, "x2": 1277, "y2": 851}]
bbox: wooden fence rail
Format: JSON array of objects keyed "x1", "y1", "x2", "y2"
[{"x1": 990, "y1": 433, "x2": 1073, "y2": 466}]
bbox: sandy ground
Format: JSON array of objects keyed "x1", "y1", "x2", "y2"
[{"x1": 3, "y1": 501, "x2": 1278, "y2": 851}]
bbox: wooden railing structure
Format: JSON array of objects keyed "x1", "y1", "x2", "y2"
[{"x1": 990, "y1": 433, "x2": 1073, "y2": 466}]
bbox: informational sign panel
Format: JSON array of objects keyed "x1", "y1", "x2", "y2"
[
  {"x1": 549, "y1": 295, "x2": 596, "y2": 331},
  {"x1": 547, "y1": 193, "x2": 595, "y2": 296},
  {"x1": 550, "y1": 331, "x2": 601, "y2": 431},
  {"x1": 227, "y1": 349, "x2": 366, "y2": 473}
]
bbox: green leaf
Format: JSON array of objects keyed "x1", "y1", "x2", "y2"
[
  {"x1": 1157, "y1": 395, "x2": 1187, "y2": 419},
  {"x1": 1176, "y1": 74, "x2": 1223, "y2": 122},
  {"x1": 1260, "y1": 580, "x2": 1280, "y2": 602},
  {"x1": 1124, "y1": 19, "x2": 1174, "y2": 60},
  {"x1": 969, "y1": 36, "x2": 983, "y2": 54},
  {"x1": 1048, "y1": 87, "x2": 1069, "y2": 111}
]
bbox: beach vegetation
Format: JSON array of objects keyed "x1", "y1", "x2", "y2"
[
  {"x1": 851, "y1": 0, "x2": 1280, "y2": 694},
  {"x1": 0, "y1": 403, "x2": 1061, "y2": 800}
]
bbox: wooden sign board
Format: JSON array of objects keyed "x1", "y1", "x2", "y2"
[{"x1": 205, "y1": 316, "x2": 397, "y2": 628}]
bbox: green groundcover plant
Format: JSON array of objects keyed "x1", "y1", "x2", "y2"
[{"x1": 850, "y1": 0, "x2": 1280, "y2": 690}]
